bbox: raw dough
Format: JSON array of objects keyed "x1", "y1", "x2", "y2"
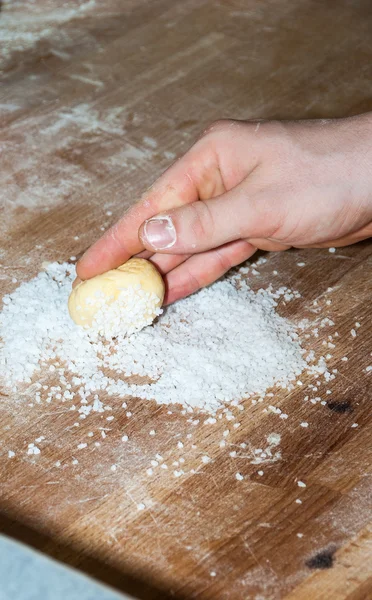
[{"x1": 68, "y1": 258, "x2": 165, "y2": 337}]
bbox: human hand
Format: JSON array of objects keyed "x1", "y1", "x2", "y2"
[{"x1": 77, "y1": 113, "x2": 372, "y2": 304}]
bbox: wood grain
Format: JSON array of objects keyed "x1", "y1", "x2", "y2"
[{"x1": 1, "y1": 1, "x2": 372, "y2": 599}]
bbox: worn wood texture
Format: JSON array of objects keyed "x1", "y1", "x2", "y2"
[{"x1": 1, "y1": 1, "x2": 372, "y2": 599}]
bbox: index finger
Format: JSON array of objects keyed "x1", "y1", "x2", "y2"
[{"x1": 76, "y1": 140, "x2": 217, "y2": 280}]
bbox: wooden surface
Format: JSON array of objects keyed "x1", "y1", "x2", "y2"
[{"x1": 1, "y1": 1, "x2": 372, "y2": 599}]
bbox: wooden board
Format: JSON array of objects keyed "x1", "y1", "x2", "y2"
[{"x1": 1, "y1": 1, "x2": 372, "y2": 599}]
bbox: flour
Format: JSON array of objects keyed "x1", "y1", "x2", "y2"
[
  {"x1": 40, "y1": 104, "x2": 126, "y2": 138},
  {"x1": 0, "y1": 104, "x2": 22, "y2": 114},
  {"x1": 103, "y1": 145, "x2": 155, "y2": 171},
  {"x1": 1, "y1": 102, "x2": 130, "y2": 211},
  {"x1": 0, "y1": 263, "x2": 330, "y2": 414},
  {"x1": 2, "y1": 158, "x2": 92, "y2": 210},
  {"x1": 0, "y1": 0, "x2": 97, "y2": 69}
]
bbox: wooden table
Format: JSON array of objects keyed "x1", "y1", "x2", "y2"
[{"x1": 1, "y1": 1, "x2": 372, "y2": 598}]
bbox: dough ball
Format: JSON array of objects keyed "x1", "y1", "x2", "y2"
[{"x1": 68, "y1": 258, "x2": 165, "y2": 338}]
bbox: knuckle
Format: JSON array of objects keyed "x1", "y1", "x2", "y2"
[
  {"x1": 185, "y1": 267, "x2": 202, "y2": 292},
  {"x1": 190, "y1": 200, "x2": 214, "y2": 241},
  {"x1": 110, "y1": 223, "x2": 125, "y2": 249},
  {"x1": 214, "y1": 249, "x2": 232, "y2": 272},
  {"x1": 201, "y1": 118, "x2": 236, "y2": 138}
]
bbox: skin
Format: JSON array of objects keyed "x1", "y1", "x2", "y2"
[{"x1": 77, "y1": 113, "x2": 372, "y2": 305}]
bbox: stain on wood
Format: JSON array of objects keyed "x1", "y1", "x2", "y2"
[
  {"x1": 327, "y1": 402, "x2": 353, "y2": 414},
  {"x1": 306, "y1": 547, "x2": 337, "y2": 570}
]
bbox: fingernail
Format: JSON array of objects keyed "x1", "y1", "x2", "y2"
[{"x1": 143, "y1": 215, "x2": 176, "y2": 250}]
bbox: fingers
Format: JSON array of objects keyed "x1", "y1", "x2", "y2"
[
  {"x1": 72, "y1": 254, "x2": 189, "y2": 288},
  {"x1": 134, "y1": 249, "x2": 154, "y2": 259},
  {"x1": 76, "y1": 138, "x2": 223, "y2": 281},
  {"x1": 299, "y1": 223, "x2": 372, "y2": 249},
  {"x1": 248, "y1": 238, "x2": 291, "y2": 252},
  {"x1": 72, "y1": 277, "x2": 81, "y2": 289},
  {"x1": 76, "y1": 120, "x2": 263, "y2": 281},
  {"x1": 148, "y1": 253, "x2": 191, "y2": 275},
  {"x1": 164, "y1": 239, "x2": 256, "y2": 304},
  {"x1": 139, "y1": 181, "x2": 278, "y2": 255},
  {"x1": 134, "y1": 248, "x2": 192, "y2": 275}
]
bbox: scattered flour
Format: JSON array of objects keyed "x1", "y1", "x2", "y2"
[
  {"x1": 0, "y1": 103, "x2": 22, "y2": 114},
  {"x1": 0, "y1": 263, "x2": 329, "y2": 413},
  {"x1": 2, "y1": 157, "x2": 92, "y2": 210},
  {"x1": 143, "y1": 136, "x2": 158, "y2": 149},
  {"x1": 0, "y1": 0, "x2": 97, "y2": 69},
  {"x1": 1, "y1": 102, "x2": 131, "y2": 211},
  {"x1": 40, "y1": 104, "x2": 126, "y2": 137},
  {"x1": 0, "y1": 92, "x2": 169, "y2": 220}
]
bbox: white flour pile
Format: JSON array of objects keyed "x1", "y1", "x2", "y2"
[{"x1": 0, "y1": 263, "x2": 327, "y2": 413}]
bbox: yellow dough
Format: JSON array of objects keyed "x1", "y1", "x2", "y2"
[{"x1": 68, "y1": 258, "x2": 165, "y2": 337}]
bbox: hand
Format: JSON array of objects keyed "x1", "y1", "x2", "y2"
[{"x1": 77, "y1": 113, "x2": 372, "y2": 304}]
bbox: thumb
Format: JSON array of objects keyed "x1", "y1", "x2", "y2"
[{"x1": 139, "y1": 186, "x2": 268, "y2": 254}]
